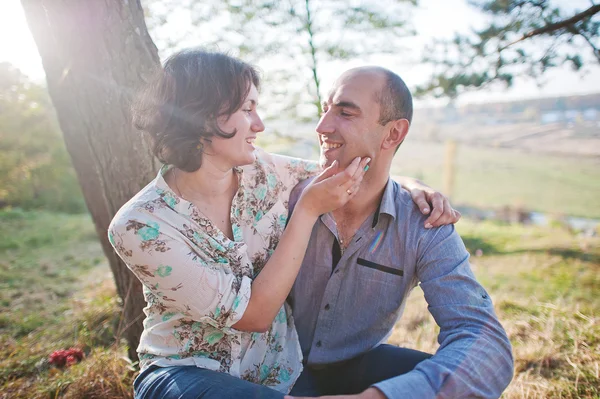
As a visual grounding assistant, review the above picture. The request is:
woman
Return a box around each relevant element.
[109,49,457,398]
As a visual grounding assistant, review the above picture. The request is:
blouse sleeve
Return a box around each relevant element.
[108,216,252,334]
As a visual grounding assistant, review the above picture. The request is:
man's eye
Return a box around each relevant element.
[340,111,352,117]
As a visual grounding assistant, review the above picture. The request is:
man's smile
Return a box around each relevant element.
[321,142,343,150]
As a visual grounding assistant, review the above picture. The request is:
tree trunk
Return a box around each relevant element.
[21,0,161,361]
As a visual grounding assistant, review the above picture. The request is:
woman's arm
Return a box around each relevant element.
[233,157,370,332]
[395,176,461,228]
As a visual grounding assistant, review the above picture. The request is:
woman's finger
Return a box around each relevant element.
[339,157,370,192]
[313,160,339,183]
[353,157,371,178]
[345,176,364,197]
[323,157,362,188]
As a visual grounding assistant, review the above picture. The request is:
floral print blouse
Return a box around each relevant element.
[108,148,318,393]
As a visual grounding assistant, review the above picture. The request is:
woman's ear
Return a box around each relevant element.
[381,119,410,150]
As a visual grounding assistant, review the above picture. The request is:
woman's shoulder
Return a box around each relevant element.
[109,177,164,234]
[248,147,319,185]
[253,147,317,167]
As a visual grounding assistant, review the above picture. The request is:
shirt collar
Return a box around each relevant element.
[321,178,397,230]
[154,164,244,216]
[154,164,183,211]
[371,178,397,228]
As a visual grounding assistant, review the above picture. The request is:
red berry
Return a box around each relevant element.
[66,355,78,366]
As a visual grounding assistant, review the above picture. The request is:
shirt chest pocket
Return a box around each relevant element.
[356,257,403,287]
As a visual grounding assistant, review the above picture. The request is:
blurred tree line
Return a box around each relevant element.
[0,62,85,213]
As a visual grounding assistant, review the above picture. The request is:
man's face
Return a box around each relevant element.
[317,70,386,169]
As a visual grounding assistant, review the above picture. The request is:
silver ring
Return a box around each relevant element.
[346,189,353,195]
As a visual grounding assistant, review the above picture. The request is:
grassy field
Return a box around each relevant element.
[0,209,598,398]
[392,140,600,220]
[0,210,132,398]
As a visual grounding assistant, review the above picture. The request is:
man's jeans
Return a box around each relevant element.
[134,365,285,399]
[290,344,432,396]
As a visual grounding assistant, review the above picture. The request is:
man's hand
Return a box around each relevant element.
[285,387,386,399]
[411,188,461,229]
[395,176,461,228]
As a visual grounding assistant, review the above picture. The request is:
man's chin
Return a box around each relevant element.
[319,156,331,169]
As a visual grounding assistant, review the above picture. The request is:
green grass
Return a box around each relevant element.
[0,209,105,339]
[0,210,598,398]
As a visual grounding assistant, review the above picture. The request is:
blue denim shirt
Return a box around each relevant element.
[289,178,514,399]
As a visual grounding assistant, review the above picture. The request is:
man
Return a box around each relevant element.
[286,67,514,399]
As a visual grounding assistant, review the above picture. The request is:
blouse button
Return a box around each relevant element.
[316,341,322,348]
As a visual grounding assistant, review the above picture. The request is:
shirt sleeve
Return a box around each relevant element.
[373,225,514,399]
[108,215,252,334]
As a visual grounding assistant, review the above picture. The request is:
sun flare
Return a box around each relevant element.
[0,1,44,79]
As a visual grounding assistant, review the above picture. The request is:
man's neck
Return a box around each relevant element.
[332,167,389,228]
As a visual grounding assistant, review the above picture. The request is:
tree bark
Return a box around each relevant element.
[21,0,161,360]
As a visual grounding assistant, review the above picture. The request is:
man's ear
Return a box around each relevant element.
[381,119,410,150]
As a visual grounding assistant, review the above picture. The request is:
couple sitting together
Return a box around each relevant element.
[109,48,514,399]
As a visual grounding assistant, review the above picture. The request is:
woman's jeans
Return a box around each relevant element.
[133,345,431,398]
[134,365,285,399]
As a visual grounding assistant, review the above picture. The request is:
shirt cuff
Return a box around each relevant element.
[372,371,436,399]
[223,275,253,333]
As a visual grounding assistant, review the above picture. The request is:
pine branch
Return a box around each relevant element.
[577,29,600,61]
[501,4,600,50]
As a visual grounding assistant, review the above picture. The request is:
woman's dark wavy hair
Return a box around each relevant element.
[132,49,260,172]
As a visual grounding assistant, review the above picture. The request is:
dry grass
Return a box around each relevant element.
[389,221,600,398]
[0,273,133,399]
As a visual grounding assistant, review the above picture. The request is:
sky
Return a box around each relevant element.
[1,0,599,107]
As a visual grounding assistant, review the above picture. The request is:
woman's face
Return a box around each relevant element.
[206,84,264,169]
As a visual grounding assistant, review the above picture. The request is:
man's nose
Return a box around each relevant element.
[315,112,334,135]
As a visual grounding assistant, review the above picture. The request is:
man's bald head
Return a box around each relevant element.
[338,66,413,127]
